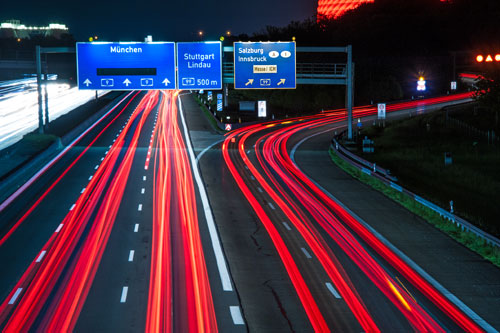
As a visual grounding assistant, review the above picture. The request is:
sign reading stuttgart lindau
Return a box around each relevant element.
[177,42,222,90]
[234,42,296,89]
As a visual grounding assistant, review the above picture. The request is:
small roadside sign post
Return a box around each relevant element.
[451,81,457,90]
[217,94,223,111]
[258,100,267,117]
[377,103,386,127]
[225,123,232,131]
[207,91,213,101]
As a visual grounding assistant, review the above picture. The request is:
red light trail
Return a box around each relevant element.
[223,92,483,331]
[146,91,217,332]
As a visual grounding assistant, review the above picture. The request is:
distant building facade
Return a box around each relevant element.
[0,20,68,39]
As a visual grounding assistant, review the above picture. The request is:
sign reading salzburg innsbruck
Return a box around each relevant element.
[176,42,222,90]
[76,42,176,90]
[234,42,296,89]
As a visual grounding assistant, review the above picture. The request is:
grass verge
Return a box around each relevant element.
[193,95,226,135]
[329,148,500,268]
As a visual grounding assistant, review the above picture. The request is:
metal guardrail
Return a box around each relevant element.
[332,138,500,248]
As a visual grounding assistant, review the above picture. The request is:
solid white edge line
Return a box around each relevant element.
[120,286,128,303]
[35,250,46,262]
[196,138,225,162]
[178,95,233,292]
[128,250,135,262]
[8,288,23,304]
[301,247,312,259]
[0,92,133,213]
[290,124,497,333]
[134,223,139,232]
[229,305,245,325]
[326,282,342,299]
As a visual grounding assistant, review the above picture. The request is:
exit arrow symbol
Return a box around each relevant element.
[162,78,171,86]
[277,79,286,86]
[245,79,254,86]
[83,79,92,87]
[123,78,131,87]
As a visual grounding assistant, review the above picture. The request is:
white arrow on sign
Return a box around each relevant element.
[162,78,171,86]
[123,78,131,87]
[83,79,92,87]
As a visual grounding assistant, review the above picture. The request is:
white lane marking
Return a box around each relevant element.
[116,134,119,137]
[268,202,276,210]
[178,95,233,292]
[109,145,112,149]
[250,175,255,180]
[94,165,99,170]
[120,287,128,303]
[257,187,263,193]
[326,282,342,299]
[301,247,312,259]
[55,224,64,233]
[36,250,46,262]
[81,188,86,194]
[105,150,109,155]
[141,188,145,194]
[247,150,250,154]
[283,222,292,231]
[138,204,142,211]
[101,157,104,161]
[244,165,248,170]
[143,176,147,181]
[229,306,245,325]
[0,92,133,214]
[134,224,139,232]
[69,204,76,211]
[128,250,135,262]
[8,288,23,305]
[88,175,93,181]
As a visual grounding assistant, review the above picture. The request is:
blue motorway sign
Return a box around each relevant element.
[234,42,296,89]
[217,93,223,111]
[177,42,222,90]
[77,42,176,90]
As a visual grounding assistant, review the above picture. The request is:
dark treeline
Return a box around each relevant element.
[228,0,500,107]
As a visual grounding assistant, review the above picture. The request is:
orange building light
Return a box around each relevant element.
[476,55,484,62]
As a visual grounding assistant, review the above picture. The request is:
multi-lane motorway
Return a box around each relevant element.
[0,90,499,332]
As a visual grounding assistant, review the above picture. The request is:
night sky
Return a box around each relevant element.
[1,0,317,41]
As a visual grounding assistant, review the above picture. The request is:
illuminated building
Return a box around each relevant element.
[317,0,374,19]
[0,20,68,39]
[318,0,451,20]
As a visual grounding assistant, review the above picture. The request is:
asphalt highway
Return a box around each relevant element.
[0,91,244,332]
[0,89,498,332]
